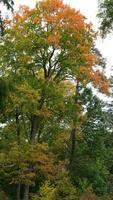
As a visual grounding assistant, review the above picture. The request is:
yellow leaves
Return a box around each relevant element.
[25,143,49,163]
[8,143,22,162]
[0,152,7,163]
[59,80,75,97]
[10,94,22,108]
[32,16,39,24]
[36,181,56,200]
[52,132,69,159]
[9,82,41,113]
[76,131,84,141]
[41,108,53,118]
[1,142,54,185]
[17,82,41,104]
[19,55,32,64]
[36,68,44,80]
[34,107,53,119]
[12,172,36,185]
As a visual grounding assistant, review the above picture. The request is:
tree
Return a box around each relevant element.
[0,0,14,10]
[0,0,109,199]
[98,0,113,37]
[0,0,14,36]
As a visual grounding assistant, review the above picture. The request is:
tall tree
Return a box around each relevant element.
[0,0,109,199]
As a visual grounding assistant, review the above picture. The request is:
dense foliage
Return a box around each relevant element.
[0,0,113,199]
[98,0,113,36]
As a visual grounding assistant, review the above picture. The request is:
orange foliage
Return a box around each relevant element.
[7,0,109,94]
[80,66,109,94]
[80,191,100,200]
[47,34,61,44]
[13,13,22,22]
[91,70,109,94]
[13,5,34,23]
[39,0,64,12]
[4,19,11,25]
[32,16,39,24]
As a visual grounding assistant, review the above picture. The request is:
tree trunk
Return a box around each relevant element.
[30,98,44,142]
[23,185,29,200]
[15,112,21,199]
[16,184,21,200]
[69,81,79,169]
[69,128,76,168]
[30,115,38,142]
[15,111,21,145]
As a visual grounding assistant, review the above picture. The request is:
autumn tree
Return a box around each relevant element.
[0,0,109,199]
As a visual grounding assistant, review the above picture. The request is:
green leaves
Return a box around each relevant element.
[98,0,113,37]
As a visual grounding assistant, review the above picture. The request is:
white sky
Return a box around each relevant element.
[1,0,113,76]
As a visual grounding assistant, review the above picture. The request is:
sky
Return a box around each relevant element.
[1,0,113,76]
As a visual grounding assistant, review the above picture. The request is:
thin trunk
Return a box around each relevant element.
[37,128,42,142]
[30,97,44,142]
[15,113,21,199]
[69,128,76,168]
[0,15,4,37]
[15,111,21,145]
[30,115,38,142]
[22,114,29,141]
[28,97,45,198]
[16,184,21,200]
[23,185,29,200]
[69,81,79,168]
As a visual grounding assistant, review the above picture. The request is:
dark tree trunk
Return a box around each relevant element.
[15,113,21,199]
[28,97,45,198]
[16,184,21,200]
[30,115,38,142]
[69,81,79,169]
[69,128,76,168]
[30,97,44,142]
[23,185,29,200]
[15,111,21,145]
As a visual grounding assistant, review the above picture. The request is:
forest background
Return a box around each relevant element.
[0,0,113,200]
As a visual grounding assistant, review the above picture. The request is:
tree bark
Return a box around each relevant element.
[69,128,76,168]
[30,115,38,142]
[15,112,21,199]
[16,184,21,200]
[15,111,21,145]
[69,81,79,169]
[30,97,44,142]
[23,185,29,200]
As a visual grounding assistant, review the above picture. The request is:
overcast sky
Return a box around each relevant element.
[1,0,113,76]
